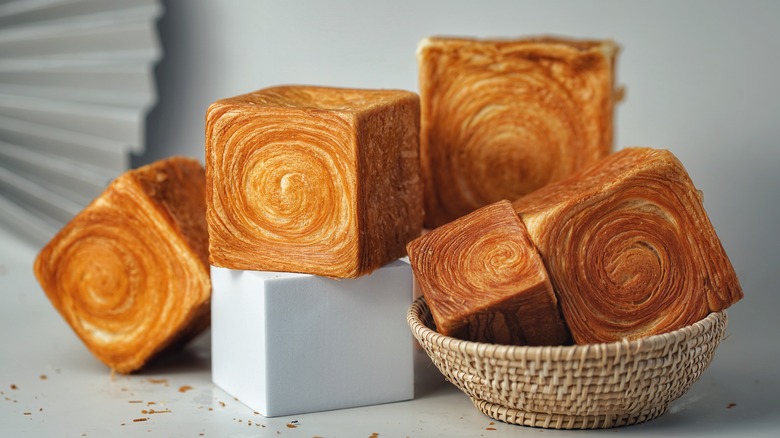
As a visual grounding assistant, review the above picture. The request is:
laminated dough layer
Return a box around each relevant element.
[34,157,211,373]
[206,85,423,278]
[513,147,743,344]
[418,36,618,228]
[407,200,569,346]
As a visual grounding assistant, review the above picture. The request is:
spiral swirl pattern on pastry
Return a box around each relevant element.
[209,108,357,267]
[513,148,743,344]
[34,158,211,373]
[418,36,618,228]
[407,200,569,346]
[206,86,423,278]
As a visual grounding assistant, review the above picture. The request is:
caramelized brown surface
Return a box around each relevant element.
[418,36,618,228]
[206,85,422,278]
[407,200,569,346]
[33,157,211,373]
[513,148,743,344]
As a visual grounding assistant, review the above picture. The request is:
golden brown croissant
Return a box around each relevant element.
[34,157,211,373]
[206,85,423,278]
[418,36,618,228]
[407,200,569,346]
[513,147,743,344]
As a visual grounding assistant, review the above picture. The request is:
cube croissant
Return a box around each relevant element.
[418,36,619,228]
[206,85,423,278]
[406,200,569,346]
[34,157,211,374]
[513,147,743,344]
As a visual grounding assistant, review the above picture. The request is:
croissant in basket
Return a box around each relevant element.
[407,200,569,346]
[34,157,211,373]
[513,147,743,344]
[418,36,619,228]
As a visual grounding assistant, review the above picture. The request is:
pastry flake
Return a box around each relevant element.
[206,85,423,278]
[418,36,618,228]
[33,157,211,373]
[407,200,570,346]
[513,147,743,344]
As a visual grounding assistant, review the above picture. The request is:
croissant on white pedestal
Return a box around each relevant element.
[206,85,423,278]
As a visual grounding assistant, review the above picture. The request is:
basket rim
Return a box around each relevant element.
[407,296,727,361]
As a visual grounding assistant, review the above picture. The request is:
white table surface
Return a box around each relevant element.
[1,224,777,437]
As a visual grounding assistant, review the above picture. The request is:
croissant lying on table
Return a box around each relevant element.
[408,147,742,345]
[34,157,211,373]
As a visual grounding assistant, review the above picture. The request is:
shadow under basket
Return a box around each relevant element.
[407,297,727,429]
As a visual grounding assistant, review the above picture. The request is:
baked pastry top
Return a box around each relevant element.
[418,36,618,228]
[407,200,569,346]
[513,147,743,344]
[206,85,423,278]
[34,157,211,373]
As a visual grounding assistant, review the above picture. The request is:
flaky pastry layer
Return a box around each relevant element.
[34,157,211,373]
[407,200,569,346]
[206,85,423,277]
[513,148,743,344]
[418,36,618,228]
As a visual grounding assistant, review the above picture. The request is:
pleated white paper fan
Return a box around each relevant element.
[0,0,163,246]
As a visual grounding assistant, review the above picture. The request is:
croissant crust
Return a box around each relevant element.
[513,147,743,344]
[34,157,211,373]
[206,85,423,278]
[407,200,569,346]
[418,36,618,228]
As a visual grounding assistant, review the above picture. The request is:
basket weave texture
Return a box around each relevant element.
[408,297,727,429]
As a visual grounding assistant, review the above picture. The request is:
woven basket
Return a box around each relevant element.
[408,297,727,429]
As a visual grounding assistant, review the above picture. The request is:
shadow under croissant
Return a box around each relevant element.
[133,329,212,376]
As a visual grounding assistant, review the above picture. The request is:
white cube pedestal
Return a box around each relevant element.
[211,260,414,417]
